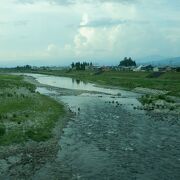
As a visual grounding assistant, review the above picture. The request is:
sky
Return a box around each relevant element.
[0,0,180,66]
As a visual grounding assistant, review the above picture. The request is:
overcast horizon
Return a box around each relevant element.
[0,0,180,67]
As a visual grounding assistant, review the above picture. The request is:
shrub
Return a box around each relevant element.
[0,124,6,136]
[140,95,153,105]
[13,114,17,118]
[166,97,175,103]
[25,114,29,118]
[169,106,175,111]
[158,94,166,100]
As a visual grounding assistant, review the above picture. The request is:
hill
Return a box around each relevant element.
[137,56,180,67]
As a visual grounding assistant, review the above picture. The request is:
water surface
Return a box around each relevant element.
[26,73,137,96]
[29,74,180,180]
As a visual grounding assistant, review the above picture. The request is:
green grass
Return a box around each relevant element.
[140,94,175,105]
[0,74,35,92]
[0,74,65,145]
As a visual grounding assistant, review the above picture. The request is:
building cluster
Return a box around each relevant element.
[70,63,179,73]
[116,65,179,72]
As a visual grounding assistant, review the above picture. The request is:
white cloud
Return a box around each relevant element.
[0,0,180,65]
[80,14,89,26]
[47,44,59,54]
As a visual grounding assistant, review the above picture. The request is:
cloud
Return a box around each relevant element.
[0,20,28,26]
[0,0,180,66]
[70,8,180,60]
[15,0,35,4]
[15,0,137,6]
[79,18,148,28]
[45,43,74,59]
[52,0,137,5]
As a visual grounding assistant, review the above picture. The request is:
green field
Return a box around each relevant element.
[0,74,65,145]
[25,69,180,97]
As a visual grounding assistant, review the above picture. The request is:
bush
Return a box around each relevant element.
[140,95,153,105]
[169,106,175,111]
[166,97,175,103]
[158,94,166,100]
[13,114,17,118]
[25,114,29,118]
[0,124,6,136]
[157,94,175,103]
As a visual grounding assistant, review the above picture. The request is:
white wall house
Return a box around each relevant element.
[153,67,159,72]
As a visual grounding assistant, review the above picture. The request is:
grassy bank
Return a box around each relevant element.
[17,69,180,97]
[0,74,65,145]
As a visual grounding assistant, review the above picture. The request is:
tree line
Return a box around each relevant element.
[16,65,32,70]
[119,57,136,67]
[71,62,93,70]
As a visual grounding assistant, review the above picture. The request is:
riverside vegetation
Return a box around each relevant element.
[11,69,180,97]
[17,69,179,112]
[0,74,65,145]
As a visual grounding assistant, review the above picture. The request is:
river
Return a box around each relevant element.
[27,74,180,180]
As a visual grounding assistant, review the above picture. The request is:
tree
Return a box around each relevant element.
[71,61,93,70]
[81,62,86,70]
[25,65,32,69]
[71,62,75,69]
[119,57,136,67]
[75,62,81,70]
[176,67,180,72]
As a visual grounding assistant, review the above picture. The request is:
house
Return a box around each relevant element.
[153,67,159,72]
[133,65,143,72]
[118,66,136,71]
[165,66,172,71]
[133,65,154,72]
[31,66,39,70]
[141,65,153,71]
[159,66,172,72]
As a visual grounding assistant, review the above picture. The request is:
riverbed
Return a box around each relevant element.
[22,73,180,180]
[1,73,178,179]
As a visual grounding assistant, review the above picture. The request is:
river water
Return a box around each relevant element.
[27,74,180,180]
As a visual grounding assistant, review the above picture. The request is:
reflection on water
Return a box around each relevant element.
[74,78,80,85]
[72,78,75,84]
[72,78,81,85]
[24,73,137,96]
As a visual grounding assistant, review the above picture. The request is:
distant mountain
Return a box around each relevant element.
[156,57,180,66]
[136,56,180,67]
[136,55,166,63]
